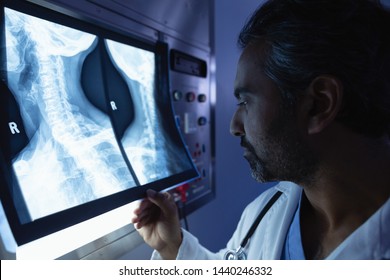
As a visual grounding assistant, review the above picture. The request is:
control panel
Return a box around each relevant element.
[167,39,215,215]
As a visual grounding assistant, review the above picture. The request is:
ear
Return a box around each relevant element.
[303,75,343,135]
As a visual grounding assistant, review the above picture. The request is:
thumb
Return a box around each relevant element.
[146,189,175,216]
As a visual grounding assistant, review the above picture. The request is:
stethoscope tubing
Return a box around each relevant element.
[224,190,283,260]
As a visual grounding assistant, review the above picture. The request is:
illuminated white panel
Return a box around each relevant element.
[16,200,141,259]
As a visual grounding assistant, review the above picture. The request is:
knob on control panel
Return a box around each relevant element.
[186,91,196,102]
[173,90,183,101]
[198,94,207,103]
[198,116,207,126]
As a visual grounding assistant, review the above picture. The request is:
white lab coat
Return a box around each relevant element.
[152,181,390,260]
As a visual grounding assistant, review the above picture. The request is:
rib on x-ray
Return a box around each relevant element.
[4,8,192,222]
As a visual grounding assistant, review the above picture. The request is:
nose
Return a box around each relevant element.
[230,110,245,137]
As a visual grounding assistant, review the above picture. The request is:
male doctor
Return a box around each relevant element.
[132,0,390,259]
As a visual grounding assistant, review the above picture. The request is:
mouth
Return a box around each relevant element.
[240,144,253,160]
[240,137,252,152]
[240,137,258,161]
[242,148,254,162]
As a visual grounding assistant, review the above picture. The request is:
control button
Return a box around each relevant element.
[176,183,190,203]
[198,116,207,126]
[198,94,207,102]
[173,90,183,101]
[186,91,196,102]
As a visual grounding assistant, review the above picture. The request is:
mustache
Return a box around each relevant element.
[240,136,254,151]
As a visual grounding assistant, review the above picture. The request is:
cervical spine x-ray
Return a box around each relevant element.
[2,8,194,222]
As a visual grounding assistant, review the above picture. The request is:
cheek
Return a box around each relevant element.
[244,109,269,139]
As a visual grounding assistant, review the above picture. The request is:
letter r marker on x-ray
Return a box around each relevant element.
[8,122,20,134]
[110,101,118,111]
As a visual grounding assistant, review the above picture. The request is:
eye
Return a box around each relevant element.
[237,100,248,106]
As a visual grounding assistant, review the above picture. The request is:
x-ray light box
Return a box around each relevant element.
[0,0,198,247]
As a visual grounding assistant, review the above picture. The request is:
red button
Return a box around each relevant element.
[186,92,196,102]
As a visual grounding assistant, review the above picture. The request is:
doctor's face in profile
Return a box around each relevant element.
[230,43,318,184]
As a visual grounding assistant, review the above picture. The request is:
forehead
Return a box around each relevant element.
[235,43,280,97]
[240,42,264,66]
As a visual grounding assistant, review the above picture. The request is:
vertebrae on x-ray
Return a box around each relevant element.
[105,39,172,184]
[4,8,170,220]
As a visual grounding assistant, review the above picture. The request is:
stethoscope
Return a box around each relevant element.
[224,191,283,260]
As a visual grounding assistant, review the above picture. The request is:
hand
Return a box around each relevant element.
[132,189,182,259]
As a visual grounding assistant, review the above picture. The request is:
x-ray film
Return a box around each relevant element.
[0,5,196,234]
